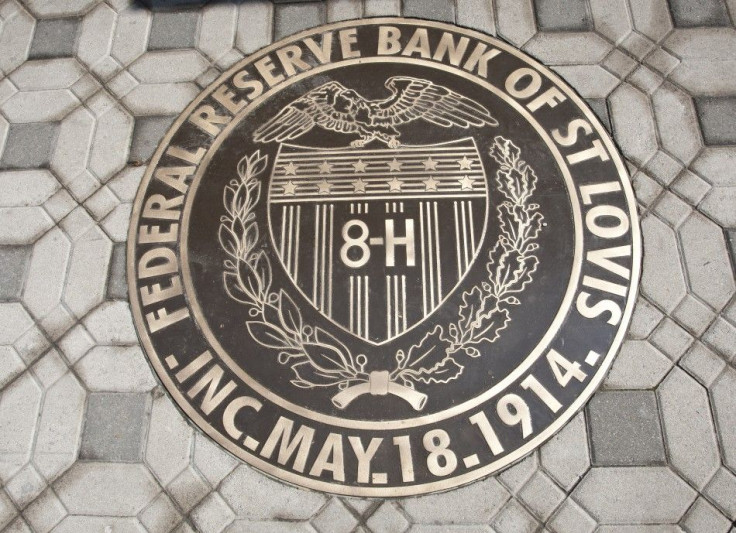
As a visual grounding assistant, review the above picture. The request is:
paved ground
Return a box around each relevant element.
[0,0,735,531]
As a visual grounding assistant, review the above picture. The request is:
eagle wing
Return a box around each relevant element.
[253,81,361,143]
[371,76,498,129]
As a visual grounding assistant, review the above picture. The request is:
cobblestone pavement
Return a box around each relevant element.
[0,0,735,531]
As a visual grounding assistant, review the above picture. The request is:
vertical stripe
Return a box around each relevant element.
[349,275,354,333]
[364,275,369,339]
[350,203,354,214]
[327,205,334,317]
[386,276,393,339]
[356,276,362,336]
[293,205,301,281]
[401,275,407,332]
[419,202,428,316]
[280,205,287,258]
[385,202,389,214]
[285,205,294,275]
[433,202,442,302]
[460,200,470,269]
[364,203,368,213]
[312,205,320,304]
[400,202,404,213]
[425,201,435,308]
[453,201,462,282]
[467,200,476,256]
[393,274,399,336]
[320,204,327,311]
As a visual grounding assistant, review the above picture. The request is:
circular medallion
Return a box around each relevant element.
[128,18,641,497]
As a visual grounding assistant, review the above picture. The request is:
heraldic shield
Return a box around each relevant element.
[268,138,489,345]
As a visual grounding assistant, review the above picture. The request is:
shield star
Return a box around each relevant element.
[423,176,439,191]
[459,175,475,190]
[283,162,298,175]
[353,178,367,193]
[388,177,402,192]
[423,157,438,170]
[458,156,473,170]
[319,161,332,174]
[353,159,367,172]
[317,179,331,194]
[388,158,402,172]
[283,181,297,195]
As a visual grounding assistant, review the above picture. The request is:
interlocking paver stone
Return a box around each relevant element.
[681,496,732,533]
[148,11,200,51]
[191,493,235,533]
[0,123,59,170]
[402,477,509,524]
[28,19,80,60]
[145,394,192,485]
[80,392,148,462]
[573,467,696,524]
[220,466,325,520]
[55,462,159,516]
[658,368,720,489]
[603,339,672,389]
[365,502,409,533]
[540,412,590,490]
[129,115,177,163]
[139,493,182,533]
[588,390,666,466]
[695,96,736,146]
[0,246,31,301]
[22,488,66,533]
[491,499,539,533]
[669,0,732,28]
[274,2,325,40]
[641,215,687,312]
[533,0,592,30]
[312,498,358,533]
[704,467,736,520]
[403,0,454,22]
[548,498,596,533]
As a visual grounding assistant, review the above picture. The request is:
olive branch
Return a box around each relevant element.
[219,137,543,410]
[388,136,544,388]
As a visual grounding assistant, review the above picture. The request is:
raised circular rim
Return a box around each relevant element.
[127,17,642,497]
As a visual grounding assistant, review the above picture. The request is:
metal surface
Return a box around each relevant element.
[127,18,641,497]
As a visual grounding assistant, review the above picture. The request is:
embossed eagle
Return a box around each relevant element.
[253,76,498,148]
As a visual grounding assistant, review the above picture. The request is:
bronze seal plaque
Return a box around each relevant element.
[129,18,641,496]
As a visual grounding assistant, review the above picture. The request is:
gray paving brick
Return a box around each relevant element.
[402,477,509,524]
[105,242,127,300]
[129,115,177,164]
[704,467,736,520]
[274,2,326,41]
[29,18,80,60]
[703,316,736,361]
[0,123,60,170]
[518,471,565,521]
[312,498,358,533]
[681,496,732,533]
[649,317,694,361]
[586,99,611,132]
[491,499,539,533]
[56,462,159,516]
[659,368,720,489]
[669,0,731,28]
[457,0,496,34]
[366,502,409,533]
[573,467,696,524]
[148,11,201,50]
[603,339,672,389]
[0,246,31,301]
[79,392,149,462]
[695,96,736,145]
[532,0,592,30]
[548,498,596,533]
[588,390,666,466]
[404,0,455,22]
[679,212,735,312]
[540,412,590,490]
[681,342,727,386]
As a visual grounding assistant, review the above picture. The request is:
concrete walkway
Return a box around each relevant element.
[0,0,735,531]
